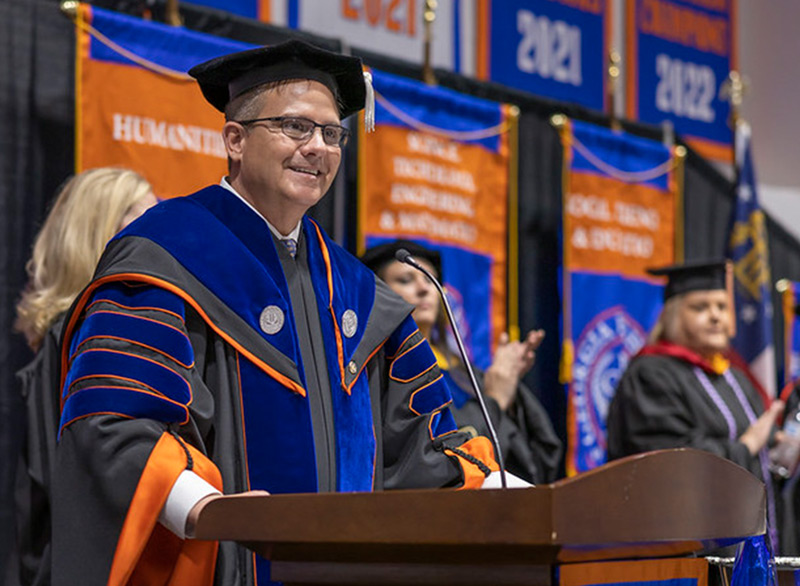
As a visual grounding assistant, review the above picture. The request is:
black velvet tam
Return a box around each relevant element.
[188,39,366,118]
[360,240,443,278]
[646,259,728,300]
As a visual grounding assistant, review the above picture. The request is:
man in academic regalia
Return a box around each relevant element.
[607,259,786,552]
[51,40,497,586]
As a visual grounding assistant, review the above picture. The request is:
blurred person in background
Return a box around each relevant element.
[606,259,791,552]
[10,167,156,586]
[361,239,562,484]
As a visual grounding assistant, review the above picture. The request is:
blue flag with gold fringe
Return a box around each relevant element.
[728,122,776,397]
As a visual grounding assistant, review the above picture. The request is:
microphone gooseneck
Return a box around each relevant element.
[395,249,508,489]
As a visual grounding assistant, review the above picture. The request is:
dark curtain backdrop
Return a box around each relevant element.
[4,0,800,579]
[1,1,76,581]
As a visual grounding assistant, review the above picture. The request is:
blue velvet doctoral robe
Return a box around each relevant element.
[52,186,495,586]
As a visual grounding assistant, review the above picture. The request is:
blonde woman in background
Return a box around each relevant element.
[10,167,156,586]
[15,168,156,350]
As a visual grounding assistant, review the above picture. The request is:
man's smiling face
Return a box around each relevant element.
[232,79,342,225]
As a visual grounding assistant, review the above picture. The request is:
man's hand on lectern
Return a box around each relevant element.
[185,490,270,538]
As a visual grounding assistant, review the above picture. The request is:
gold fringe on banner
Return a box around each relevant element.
[560,339,575,385]
[506,105,520,342]
[778,279,795,389]
[551,114,575,385]
[672,145,687,263]
[71,1,85,174]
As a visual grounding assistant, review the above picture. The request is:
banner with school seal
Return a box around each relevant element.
[358,69,515,369]
[74,4,251,198]
[557,117,682,475]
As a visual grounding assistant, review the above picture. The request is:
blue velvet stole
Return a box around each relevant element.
[64,185,380,494]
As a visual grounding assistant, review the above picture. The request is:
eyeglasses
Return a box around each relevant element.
[235,116,350,147]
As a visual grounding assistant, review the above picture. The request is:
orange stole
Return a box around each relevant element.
[108,432,223,586]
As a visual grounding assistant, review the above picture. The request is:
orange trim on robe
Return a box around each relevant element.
[108,432,223,586]
[309,220,349,394]
[445,436,500,490]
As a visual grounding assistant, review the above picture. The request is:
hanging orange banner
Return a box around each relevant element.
[75,4,252,198]
[358,69,514,365]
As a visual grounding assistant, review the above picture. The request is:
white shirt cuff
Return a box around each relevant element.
[480,470,533,489]
[158,470,221,539]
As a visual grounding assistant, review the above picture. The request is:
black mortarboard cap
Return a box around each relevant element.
[360,240,442,278]
[647,259,729,300]
[188,39,367,118]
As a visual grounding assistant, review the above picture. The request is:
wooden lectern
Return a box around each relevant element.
[194,449,766,585]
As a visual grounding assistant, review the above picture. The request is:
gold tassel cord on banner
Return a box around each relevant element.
[551,113,680,184]
[374,91,510,141]
[61,1,193,82]
[569,131,680,184]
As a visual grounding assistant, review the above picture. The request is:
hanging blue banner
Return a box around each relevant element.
[558,119,680,474]
[478,0,609,112]
[176,0,262,19]
[626,0,736,161]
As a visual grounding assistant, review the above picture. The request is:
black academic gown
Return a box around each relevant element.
[51,186,495,586]
[445,366,562,483]
[8,318,64,586]
[607,347,783,551]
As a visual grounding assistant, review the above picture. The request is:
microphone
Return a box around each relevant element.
[395,248,508,489]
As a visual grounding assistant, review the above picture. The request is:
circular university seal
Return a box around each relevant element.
[342,309,358,338]
[259,305,284,335]
[571,306,646,469]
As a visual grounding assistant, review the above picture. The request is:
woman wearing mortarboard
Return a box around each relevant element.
[361,240,562,485]
[607,259,791,552]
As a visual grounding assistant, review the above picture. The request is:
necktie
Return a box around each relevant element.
[282,238,297,258]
